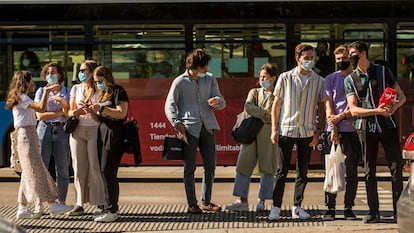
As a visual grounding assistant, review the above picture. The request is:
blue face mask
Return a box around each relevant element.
[96,81,107,91]
[78,72,88,83]
[196,72,207,78]
[46,74,58,84]
[301,60,314,71]
[260,80,271,89]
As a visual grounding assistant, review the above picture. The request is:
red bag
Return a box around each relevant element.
[379,87,397,106]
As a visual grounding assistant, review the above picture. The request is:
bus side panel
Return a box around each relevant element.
[0,102,13,167]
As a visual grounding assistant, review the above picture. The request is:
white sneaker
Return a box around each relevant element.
[49,202,73,216]
[268,206,280,220]
[16,206,33,219]
[292,206,310,219]
[256,200,265,212]
[225,201,249,211]
[94,212,118,222]
[33,205,44,219]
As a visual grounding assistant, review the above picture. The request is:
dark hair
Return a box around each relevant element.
[349,40,369,59]
[19,51,40,70]
[186,48,211,70]
[41,61,66,83]
[260,63,278,77]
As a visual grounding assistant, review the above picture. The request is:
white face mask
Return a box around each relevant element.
[196,72,207,78]
[22,59,30,67]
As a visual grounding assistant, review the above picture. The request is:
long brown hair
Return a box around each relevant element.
[82,60,99,102]
[94,66,116,102]
[5,71,32,109]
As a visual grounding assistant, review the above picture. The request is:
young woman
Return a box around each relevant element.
[5,71,73,219]
[67,60,106,217]
[89,66,128,222]
[226,63,278,212]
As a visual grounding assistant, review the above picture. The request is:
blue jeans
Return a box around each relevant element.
[37,121,70,202]
[183,125,217,206]
[233,171,274,200]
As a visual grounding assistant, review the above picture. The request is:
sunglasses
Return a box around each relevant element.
[79,69,87,73]
[94,80,104,84]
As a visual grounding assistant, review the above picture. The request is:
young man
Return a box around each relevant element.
[269,43,325,220]
[322,45,362,221]
[344,41,406,223]
[164,48,226,214]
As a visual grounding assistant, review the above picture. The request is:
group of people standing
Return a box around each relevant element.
[5,60,129,222]
[165,43,405,225]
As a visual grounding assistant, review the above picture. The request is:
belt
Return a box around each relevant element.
[44,121,63,126]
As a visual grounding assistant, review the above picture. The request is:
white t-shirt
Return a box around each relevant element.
[70,83,100,126]
[12,93,36,128]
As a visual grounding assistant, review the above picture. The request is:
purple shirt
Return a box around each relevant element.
[324,71,355,132]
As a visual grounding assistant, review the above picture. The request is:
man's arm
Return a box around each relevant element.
[390,83,406,114]
[347,94,390,118]
[270,95,282,144]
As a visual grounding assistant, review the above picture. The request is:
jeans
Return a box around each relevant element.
[365,128,403,214]
[323,132,361,209]
[233,171,274,200]
[183,125,217,206]
[37,121,70,202]
[272,136,312,208]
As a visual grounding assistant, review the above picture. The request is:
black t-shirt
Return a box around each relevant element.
[100,84,129,122]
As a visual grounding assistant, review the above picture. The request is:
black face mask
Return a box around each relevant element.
[337,61,351,71]
[349,54,360,68]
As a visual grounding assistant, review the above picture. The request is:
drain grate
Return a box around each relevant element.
[0,205,323,232]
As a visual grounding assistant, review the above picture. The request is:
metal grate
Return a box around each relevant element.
[0,205,323,232]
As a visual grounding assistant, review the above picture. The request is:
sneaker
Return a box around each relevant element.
[256,200,265,212]
[188,205,203,214]
[32,205,44,219]
[292,206,310,219]
[226,201,249,212]
[344,208,357,220]
[268,206,280,221]
[68,205,84,216]
[200,202,222,212]
[363,212,380,223]
[322,209,335,221]
[16,206,33,219]
[94,212,118,222]
[49,202,73,216]
[94,205,105,217]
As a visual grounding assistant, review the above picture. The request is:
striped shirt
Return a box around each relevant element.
[274,67,324,138]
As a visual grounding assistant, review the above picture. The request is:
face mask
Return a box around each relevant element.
[78,72,88,83]
[301,60,314,71]
[96,81,107,91]
[349,54,360,68]
[337,61,351,71]
[22,59,30,67]
[260,80,272,89]
[46,74,58,85]
[196,72,207,78]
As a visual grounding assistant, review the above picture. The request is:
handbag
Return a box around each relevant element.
[323,144,346,194]
[231,112,263,144]
[10,130,22,173]
[162,137,185,160]
[123,116,142,165]
[63,116,79,134]
[231,88,263,144]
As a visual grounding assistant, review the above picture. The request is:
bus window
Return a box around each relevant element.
[193,23,286,78]
[92,24,185,80]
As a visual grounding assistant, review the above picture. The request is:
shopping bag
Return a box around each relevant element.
[323,144,345,194]
[162,137,185,160]
[231,111,263,144]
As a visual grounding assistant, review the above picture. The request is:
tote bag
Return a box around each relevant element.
[162,137,185,160]
[323,144,346,194]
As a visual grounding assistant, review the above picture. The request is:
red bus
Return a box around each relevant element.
[1,1,414,167]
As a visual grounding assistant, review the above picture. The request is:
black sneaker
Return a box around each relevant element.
[363,212,380,223]
[188,205,203,214]
[344,209,357,220]
[68,205,84,216]
[322,209,335,221]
